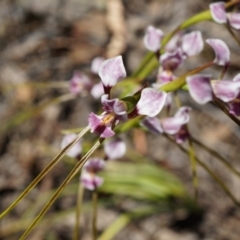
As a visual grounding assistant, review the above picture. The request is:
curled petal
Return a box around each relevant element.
[104,138,126,159]
[91,57,105,74]
[141,117,163,134]
[186,74,213,104]
[90,82,104,99]
[81,171,104,190]
[98,55,126,89]
[209,2,227,24]
[136,88,167,117]
[143,26,164,52]
[61,134,82,158]
[160,49,183,71]
[206,38,230,66]
[227,13,240,30]
[181,31,204,57]
[69,71,92,94]
[212,80,240,102]
[84,158,105,172]
[161,106,191,135]
[88,112,115,138]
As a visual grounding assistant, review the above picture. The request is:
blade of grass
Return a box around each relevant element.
[0,126,90,219]
[19,138,104,240]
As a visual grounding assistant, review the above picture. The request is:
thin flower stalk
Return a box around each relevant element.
[0,126,90,219]
[19,138,104,240]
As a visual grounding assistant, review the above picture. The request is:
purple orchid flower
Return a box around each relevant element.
[61,134,82,158]
[88,56,167,138]
[104,137,126,159]
[143,26,164,52]
[69,71,92,95]
[141,106,191,143]
[81,158,105,191]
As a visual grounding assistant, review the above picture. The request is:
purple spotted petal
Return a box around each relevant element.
[90,82,104,99]
[81,171,104,191]
[84,158,105,172]
[98,55,126,89]
[104,138,126,159]
[69,71,92,94]
[227,13,240,30]
[186,74,213,104]
[212,80,240,102]
[91,57,105,74]
[88,112,115,138]
[61,134,82,158]
[210,2,227,24]
[206,39,230,66]
[161,106,191,135]
[181,31,204,57]
[141,117,163,134]
[160,49,183,71]
[136,88,167,117]
[143,26,164,52]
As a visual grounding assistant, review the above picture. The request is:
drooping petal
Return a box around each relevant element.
[212,80,240,102]
[209,2,227,24]
[98,55,126,89]
[90,82,104,99]
[227,13,240,30]
[143,26,164,52]
[141,117,163,134]
[186,74,213,104]
[88,112,115,138]
[84,158,105,172]
[206,39,230,66]
[104,138,126,159]
[161,106,191,135]
[181,31,204,57]
[81,171,104,190]
[91,57,105,74]
[136,88,167,117]
[69,71,92,94]
[61,134,82,158]
[160,49,183,71]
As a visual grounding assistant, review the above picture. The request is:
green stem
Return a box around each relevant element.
[164,134,240,207]
[0,126,90,220]
[19,138,103,240]
[73,183,84,240]
[191,136,240,179]
[92,190,98,240]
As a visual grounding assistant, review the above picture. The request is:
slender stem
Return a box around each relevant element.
[0,126,90,219]
[92,190,98,240]
[191,136,240,178]
[164,134,240,207]
[188,138,198,200]
[73,183,84,240]
[19,138,104,240]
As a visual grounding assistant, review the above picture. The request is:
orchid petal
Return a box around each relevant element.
[69,71,91,94]
[90,82,104,99]
[186,74,213,104]
[212,80,240,102]
[141,117,163,134]
[160,49,183,71]
[181,31,204,57]
[84,158,105,172]
[98,55,126,89]
[61,134,82,158]
[91,57,105,74]
[104,138,126,159]
[233,73,240,82]
[209,2,227,24]
[206,38,230,66]
[227,13,240,30]
[143,26,164,52]
[161,106,191,135]
[136,88,167,117]
[175,126,190,144]
[81,171,104,190]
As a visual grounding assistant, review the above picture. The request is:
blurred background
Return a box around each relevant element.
[1,0,240,239]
